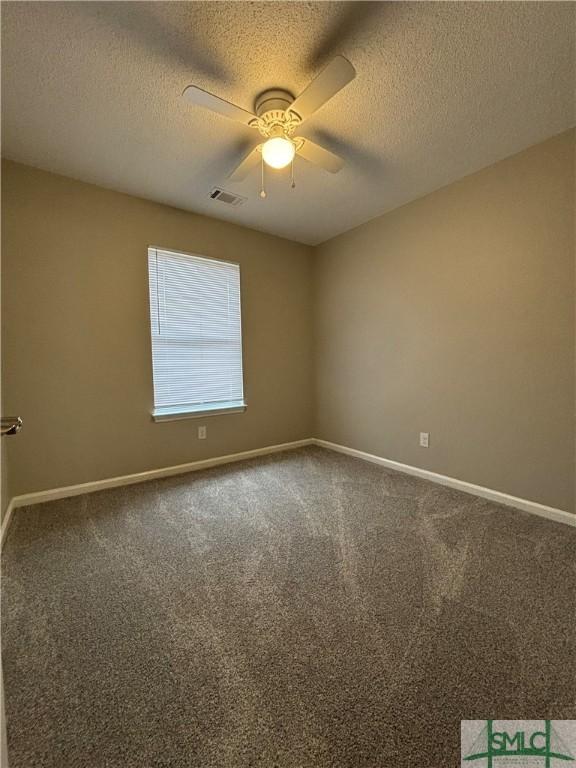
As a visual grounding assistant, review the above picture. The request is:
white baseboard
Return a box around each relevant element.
[1,439,314,544]
[313,439,575,527]
[3,436,573,542]
[0,498,16,548]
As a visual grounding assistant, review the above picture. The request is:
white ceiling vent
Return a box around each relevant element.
[209,187,246,206]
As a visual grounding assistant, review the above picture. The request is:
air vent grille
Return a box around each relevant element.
[209,188,246,206]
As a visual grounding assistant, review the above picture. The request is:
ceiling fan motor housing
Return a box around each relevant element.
[253,89,301,139]
[254,89,294,117]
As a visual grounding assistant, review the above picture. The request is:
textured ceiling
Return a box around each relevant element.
[2,2,575,245]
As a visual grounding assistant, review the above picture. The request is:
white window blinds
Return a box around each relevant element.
[148,247,245,419]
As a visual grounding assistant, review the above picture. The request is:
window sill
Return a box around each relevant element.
[152,402,247,422]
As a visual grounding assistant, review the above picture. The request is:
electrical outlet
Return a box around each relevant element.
[198,426,207,440]
[419,432,429,448]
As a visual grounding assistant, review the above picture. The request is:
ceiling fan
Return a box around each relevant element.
[183,56,356,196]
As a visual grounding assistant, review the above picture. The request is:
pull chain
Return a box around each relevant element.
[259,154,266,199]
[291,157,295,189]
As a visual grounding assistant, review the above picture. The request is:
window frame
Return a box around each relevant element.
[147,246,247,422]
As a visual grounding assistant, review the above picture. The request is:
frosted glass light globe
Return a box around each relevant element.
[262,137,295,169]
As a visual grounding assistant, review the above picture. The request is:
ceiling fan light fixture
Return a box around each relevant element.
[183,55,356,189]
[261,136,295,169]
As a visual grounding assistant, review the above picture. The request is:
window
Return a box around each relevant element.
[147,247,245,421]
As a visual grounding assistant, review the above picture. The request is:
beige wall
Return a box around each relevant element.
[314,130,575,512]
[0,368,7,525]
[0,421,8,523]
[1,160,314,497]
[1,232,10,522]
[2,131,575,512]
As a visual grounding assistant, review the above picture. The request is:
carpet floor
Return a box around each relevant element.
[2,446,575,767]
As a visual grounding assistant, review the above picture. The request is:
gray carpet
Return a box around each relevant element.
[2,446,575,767]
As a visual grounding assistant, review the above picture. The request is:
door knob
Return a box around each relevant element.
[1,417,22,436]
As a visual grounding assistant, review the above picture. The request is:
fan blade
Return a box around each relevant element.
[182,85,256,126]
[296,138,344,173]
[289,56,355,122]
[228,145,261,182]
